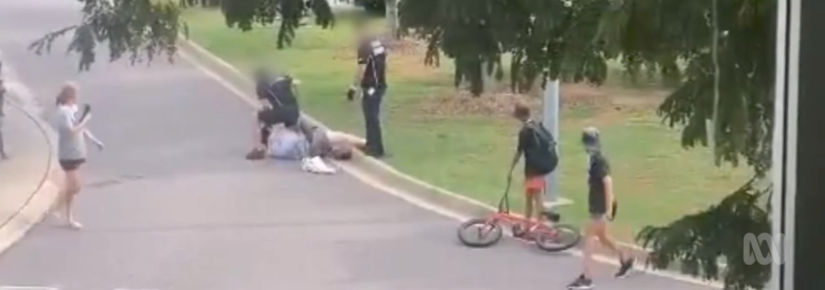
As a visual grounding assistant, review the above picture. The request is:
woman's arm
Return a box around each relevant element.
[59,108,89,133]
[83,129,105,149]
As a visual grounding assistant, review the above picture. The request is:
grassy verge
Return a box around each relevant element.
[181,9,750,242]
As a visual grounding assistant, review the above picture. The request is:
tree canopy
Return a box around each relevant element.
[33,0,776,289]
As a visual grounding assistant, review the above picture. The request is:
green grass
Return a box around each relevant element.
[181,9,750,242]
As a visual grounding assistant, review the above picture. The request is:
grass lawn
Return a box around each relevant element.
[181,9,751,243]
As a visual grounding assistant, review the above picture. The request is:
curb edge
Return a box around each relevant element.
[0,103,60,256]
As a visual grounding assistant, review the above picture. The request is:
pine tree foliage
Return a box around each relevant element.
[399,0,613,95]
[600,0,775,289]
[30,0,334,71]
[30,0,183,71]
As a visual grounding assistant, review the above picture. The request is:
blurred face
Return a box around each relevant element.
[57,85,79,106]
[581,137,599,154]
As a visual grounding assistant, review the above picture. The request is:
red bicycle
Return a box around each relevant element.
[456,179,582,252]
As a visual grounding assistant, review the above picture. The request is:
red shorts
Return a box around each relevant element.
[524,175,546,195]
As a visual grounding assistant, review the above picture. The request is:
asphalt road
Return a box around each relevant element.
[0,0,721,289]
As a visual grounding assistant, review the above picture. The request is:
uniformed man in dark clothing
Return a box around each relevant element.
[567,127,634,290]
[347,21,388,158]
[246,69,302,160]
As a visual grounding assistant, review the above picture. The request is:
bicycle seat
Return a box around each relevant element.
[542,211,561,222]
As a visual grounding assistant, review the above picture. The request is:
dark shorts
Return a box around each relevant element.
[589,201,618,221]
[59,159,86,171]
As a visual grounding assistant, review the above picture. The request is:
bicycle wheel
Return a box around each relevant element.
[457,218,503,248]
[534,224,581,252]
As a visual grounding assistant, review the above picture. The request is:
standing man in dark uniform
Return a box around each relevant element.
[347,20,388,158]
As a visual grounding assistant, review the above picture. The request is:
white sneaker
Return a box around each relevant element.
[68,219,83,230]
[307,157,336,174]
[300,158,312,172]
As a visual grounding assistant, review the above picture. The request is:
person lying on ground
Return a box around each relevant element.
[296,117,366,161]
[246,68,301,160]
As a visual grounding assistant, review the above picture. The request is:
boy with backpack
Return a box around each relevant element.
[508,103,559,234]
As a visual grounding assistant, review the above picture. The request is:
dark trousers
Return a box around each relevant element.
[361,87,386,156]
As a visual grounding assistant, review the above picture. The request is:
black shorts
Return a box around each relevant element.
[59,159,86,171]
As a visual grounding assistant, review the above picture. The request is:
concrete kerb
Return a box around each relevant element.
[0,102,61,256]
[176,38,719,279]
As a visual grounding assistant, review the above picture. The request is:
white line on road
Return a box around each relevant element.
[0,286,59,290]
[177,43,725,289]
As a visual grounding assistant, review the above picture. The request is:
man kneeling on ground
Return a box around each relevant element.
[246,68,301,160]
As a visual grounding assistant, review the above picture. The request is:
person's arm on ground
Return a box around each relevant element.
[327,130,366,148]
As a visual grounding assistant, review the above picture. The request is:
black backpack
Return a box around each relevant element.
[526,121,559,174]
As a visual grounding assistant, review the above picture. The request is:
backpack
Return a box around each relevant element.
[526,121,559,174]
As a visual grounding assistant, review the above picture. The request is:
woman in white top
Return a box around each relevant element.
[51,83,103,230]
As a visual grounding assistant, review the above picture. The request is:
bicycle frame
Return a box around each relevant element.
[485,177,561,232]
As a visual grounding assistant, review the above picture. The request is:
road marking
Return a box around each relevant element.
[179,43,723,289]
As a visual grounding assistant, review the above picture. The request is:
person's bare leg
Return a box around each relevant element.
[532,189,546,225]
[523,191,534,229]
[50,176,69,221]
[582,219,600,278]
[64,170,82,229]
[595,226,623,258]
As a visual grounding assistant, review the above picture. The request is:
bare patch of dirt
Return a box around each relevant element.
[414,82,670,124]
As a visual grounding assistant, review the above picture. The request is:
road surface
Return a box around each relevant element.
[0,0,720,289]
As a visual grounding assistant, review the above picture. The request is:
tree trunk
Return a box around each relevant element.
[385,0,399,39]
[481,61,497,95]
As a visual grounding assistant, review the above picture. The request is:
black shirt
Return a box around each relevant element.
[517,122,548,176]
[357,37,388,89]
[587,152,611,214]
[257,77,299,110]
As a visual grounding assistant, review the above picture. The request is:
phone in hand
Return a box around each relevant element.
[78,104,91,123]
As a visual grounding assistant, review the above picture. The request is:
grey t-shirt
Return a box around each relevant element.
[54,106,87,160]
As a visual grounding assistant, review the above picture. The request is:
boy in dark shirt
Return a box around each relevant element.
[508,104,557,233]
[567,127,634,290]
[246,68,301,160]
